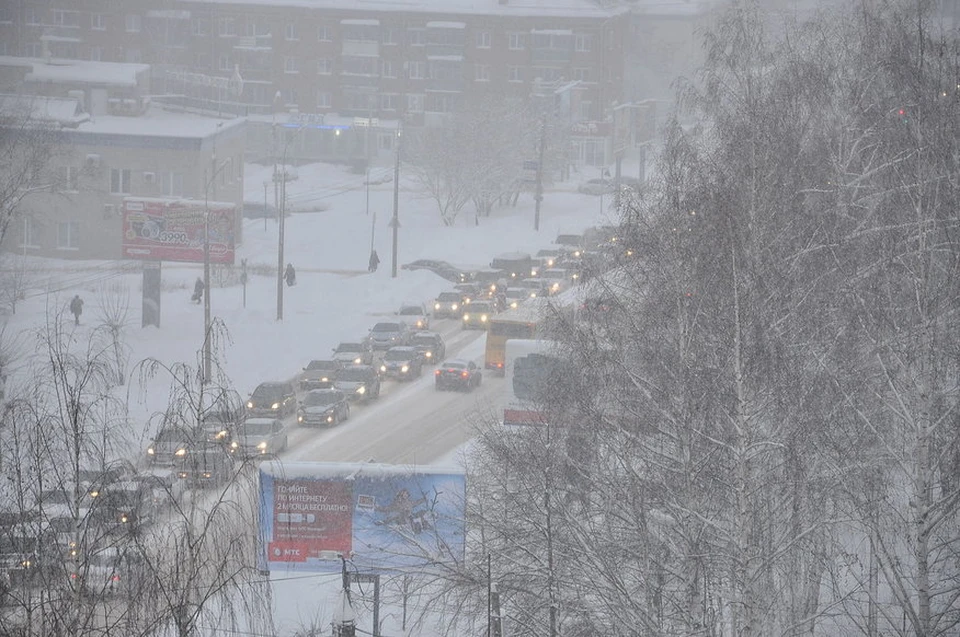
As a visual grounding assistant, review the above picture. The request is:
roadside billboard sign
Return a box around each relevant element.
[122,197,236,264]
[258,462,466,574]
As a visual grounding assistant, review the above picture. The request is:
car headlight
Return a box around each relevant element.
[120,514,129,524]
[425,351,432,358]
[510,301,518,309]
[354,357,362,364]
[401,365,409,373]
[434,303,441,310]
[216,430,227,439]
[327,415,334,423]
[175,448,186,456]
[271,402,280,409]
[321,376,329,382]
[297,414,304,423]
[246,401,254,409]
[89,490,99,498]
[481,315,488,322]
[257,441,267,450]
[147,447,155,455]
[356,386,366,395]
[531,269,538,277]
[451,303,458,310]
[530,291,538,298]
[463,313,470,321]
[380,365,387,373]
[231,441,238,449]
[547,258,554,267]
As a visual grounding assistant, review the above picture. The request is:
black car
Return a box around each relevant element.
[297,389,351,426]
[246,381,298,418]
[334,365,382,401]
[299,360,344,391]
[332,341,375,366]
[175,445,235,488]
[435,359,483,391]
[409,331,446,365]
[380,346,424,380]
[433,291,467,319]
[91,481,155,532]
[490,252,538,280]
[146,426,201,466]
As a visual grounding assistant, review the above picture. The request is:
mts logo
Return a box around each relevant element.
[284,549,301,556]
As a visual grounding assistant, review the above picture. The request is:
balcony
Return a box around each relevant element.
[531,48,573,64]
[425,78,464,93]
[234,34,272,51]
[342,41,379,57]
[425,43,464,58]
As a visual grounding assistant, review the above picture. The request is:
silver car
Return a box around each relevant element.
[366,321,411,350]
[230,418,288,457]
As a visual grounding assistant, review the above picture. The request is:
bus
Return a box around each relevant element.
[503,339,565,426]
[484,298,553,373]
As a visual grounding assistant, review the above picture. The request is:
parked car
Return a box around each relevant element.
[409,331,446,364]
[380,346,424,380]
[230,418,288,457]
[332,341,375,366]
[366,321,411,350]
[246,381,298,418]
[145,426,200,466]
[577,178,616,196]
[461,300,497,330]
[397,302,430,330]
[433,291,467,319]
[400,259,468,283]
[334,365,382,401]
[435,360,483,391]
[299,360,344,391]
[297,389,351,426]
[174,445,235,488]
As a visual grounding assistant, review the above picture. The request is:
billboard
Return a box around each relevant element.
[122,197,236,264]
[258,462,466,573]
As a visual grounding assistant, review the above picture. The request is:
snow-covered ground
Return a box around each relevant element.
[4,160,618,635]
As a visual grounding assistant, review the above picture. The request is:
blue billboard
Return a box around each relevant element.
[258,462,465,573]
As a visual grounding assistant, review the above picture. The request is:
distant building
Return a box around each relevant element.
[1,89,245,261]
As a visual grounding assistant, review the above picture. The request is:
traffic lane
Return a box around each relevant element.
[283,333,500,465]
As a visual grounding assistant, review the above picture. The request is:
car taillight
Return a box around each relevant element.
[111,575,120,582]
[461,371,469,378]
[497,362,503,368]
[434,370,440,376]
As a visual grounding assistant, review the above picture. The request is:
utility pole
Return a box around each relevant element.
[276,160,285,321]
[534,116,546,232]
[390,121,401,278]
[203,169,212,384]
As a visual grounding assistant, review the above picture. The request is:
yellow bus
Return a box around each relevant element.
[484,298,553,374]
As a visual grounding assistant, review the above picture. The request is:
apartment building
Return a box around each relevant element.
[2,0,632,166]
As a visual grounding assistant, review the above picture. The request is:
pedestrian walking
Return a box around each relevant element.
[284,263,297,287]
[69,294,84,326]
[368,249,380,273]
[191,277,204,304]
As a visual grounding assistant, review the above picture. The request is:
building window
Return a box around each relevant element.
[161,172,183,197]
[380,93,398,111]
[408,28,424,46]
[24,43,42,57]
[57,221,80,250]
[25,7,41,26]
[218,55,231,71]
[476,31,491,48]
[342,56,377,76]
[110,168,130,194]
[407,93,424,113]
[282,88,299,105]
[220,159,231,186]
[426,93,453,114]
[62,166,79,191]
[193,18,209,36]
[218,17,235,37]
[475,64,490,82]
[508,66,523,83]
[317,58,332,75]
[284,56,299,73]
[89,46,102,61]
[381,27,398,45]
[52,10,80,28]
[125,14,141,33]
[378,133,393,151]
[579,100,593,120]
[408,61,426,80]
[508,33,525,50]
[573,68,590,82]
[21,218,38,248]
[91,13,105,30]
[317,25,332,41]
[381,60,396,78]
[285,23,297,40]
[125,49,141,64]
[316,90,331,109]
[575,34,592,52]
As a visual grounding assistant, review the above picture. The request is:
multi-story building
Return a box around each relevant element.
[2,0,633,166]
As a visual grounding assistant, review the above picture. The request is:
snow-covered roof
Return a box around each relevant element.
[0,94,90,127]
[0,56,150,88]
[178,0,625,19]
[627,0,719,17]
[74,112,245,139]
[426,21,466,28]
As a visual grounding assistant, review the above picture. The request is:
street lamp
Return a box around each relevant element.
[203,157,231,384]
[276,124,305,321]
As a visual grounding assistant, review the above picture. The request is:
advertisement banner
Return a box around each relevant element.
[122,197,236,264]
[259,462,466,574]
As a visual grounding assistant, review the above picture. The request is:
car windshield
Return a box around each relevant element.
[155,429,188,443]
[468,303,494,312]
[371,323,400,333]
[335,343,363,352]
[239,421,275,437]
[306,360,337,370]
[398,306,423,315]
[303,392,339,407]
[338,368,371,381]
[252,385,284,401]
[506,289,528,298]
[437,292,461,302]
[384,349,413,361]
[411,336,437,347]
[443,362,467,370]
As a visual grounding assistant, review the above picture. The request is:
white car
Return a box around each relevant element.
[230,418,288,457]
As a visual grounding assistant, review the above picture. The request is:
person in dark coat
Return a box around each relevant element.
[284,263,296,287]
[368,249,380,273]
[191,277,204,304]
[69,294,84,325]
